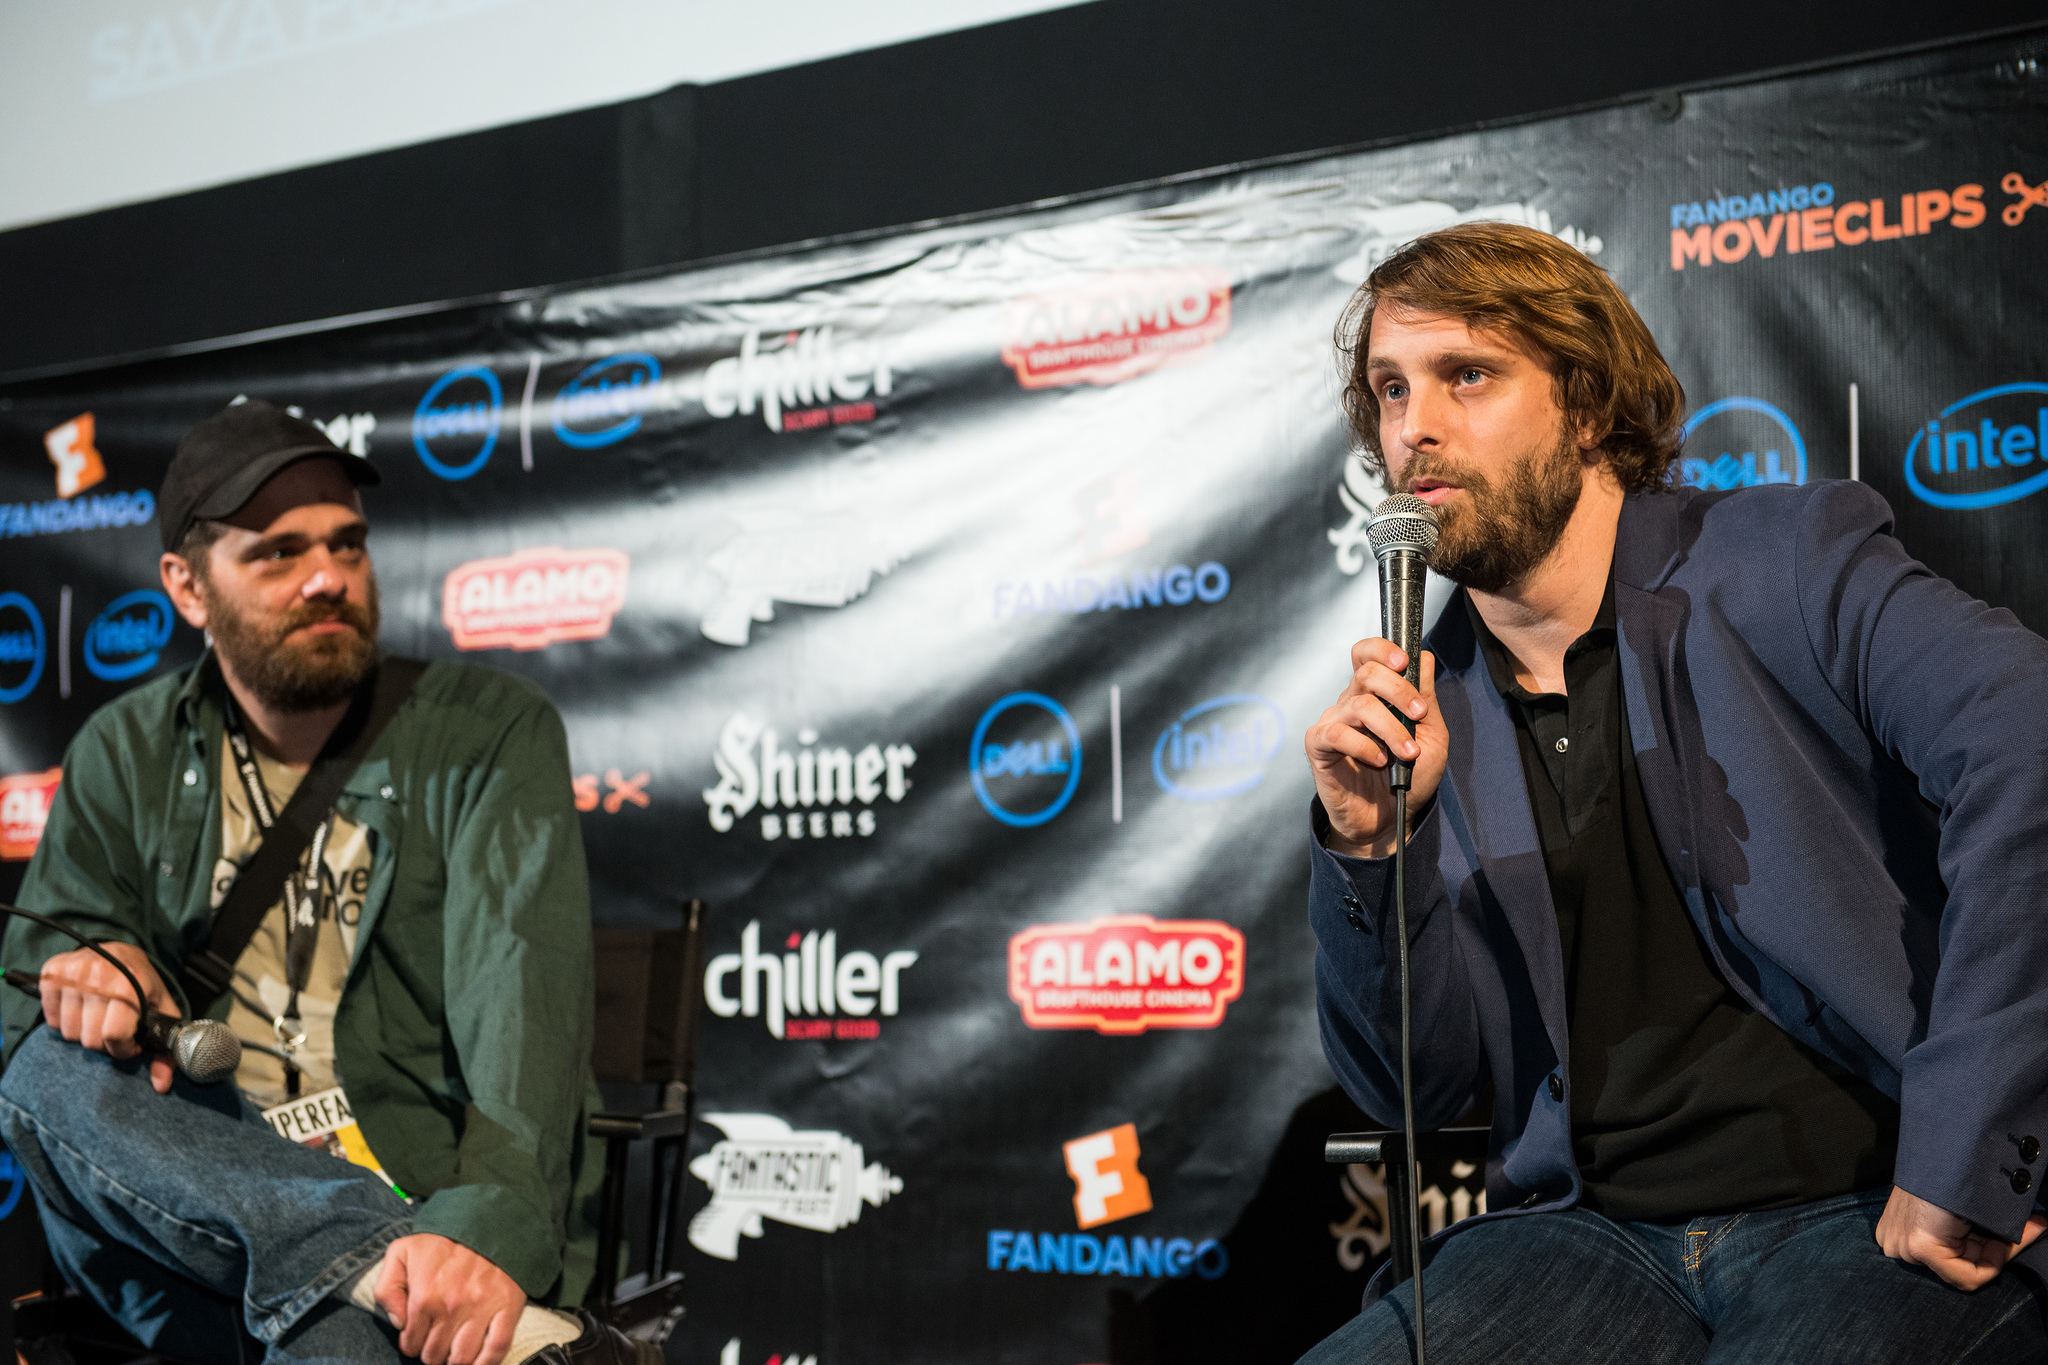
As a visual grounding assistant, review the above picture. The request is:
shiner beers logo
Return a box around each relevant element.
[1001,267,1231,389]
[0,767,61,860]
[441,547,628,651]
[1009,916,1245,1035]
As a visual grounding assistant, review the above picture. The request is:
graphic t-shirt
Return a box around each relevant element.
[213,744,373,1107]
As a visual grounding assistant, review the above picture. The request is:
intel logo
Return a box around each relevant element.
[0,592,45,704]
[1902,383,2048,511]
[1153,694,1284,801]
[83,590,174,682]
[1678,398,1807,491]
[412,364,502,480]
[971,692,1082,828]
[552,352,662,450]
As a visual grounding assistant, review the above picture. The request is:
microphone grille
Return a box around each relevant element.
[1367,493,1441,559]
[173,1019,243,1085]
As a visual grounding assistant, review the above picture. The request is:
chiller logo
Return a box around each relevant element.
[971,693,1081,827]
[44,414,106,498]
[1902,384,2048,510]
[701,328,892,434]
[1008,916,1245,1034]
[704,921,919,1040]
[1153,694,1284,801]
[1001,267,1231,389]
[0,594,46,703]
[1065,1123,1152,1229]
[0,768,62,860]
[1677,398,1807,491]
[440,547,628,651]
[701,714,916,839]
[552,352,662,449]
[687,1113,902,1261]
[82,590,175,682]
[413,364,502,480]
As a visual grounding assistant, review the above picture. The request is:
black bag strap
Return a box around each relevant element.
[181,656,428,1013]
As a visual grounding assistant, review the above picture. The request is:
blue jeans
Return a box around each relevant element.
[0,1026,414,1363]
[1299,1190,2048,1364]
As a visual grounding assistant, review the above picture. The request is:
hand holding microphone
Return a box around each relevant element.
[1306,493,1450,858]
[2,908,241,1091]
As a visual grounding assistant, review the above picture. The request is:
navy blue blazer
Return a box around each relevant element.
[1310,480,2048,1286]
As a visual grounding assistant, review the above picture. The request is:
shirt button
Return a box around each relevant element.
[2021,1136,2041,1164]
[1345,911,1368,932]
[2012,1168,2034,1195]
[1548,1073,1565,1102]
[380,785,395,799]
[1554,737,1569,754]
[183,769,197,786]
[159,861,173,877]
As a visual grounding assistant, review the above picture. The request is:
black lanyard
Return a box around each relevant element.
[221,695,336,1098]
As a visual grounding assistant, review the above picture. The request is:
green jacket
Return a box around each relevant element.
[0,655,603,1303]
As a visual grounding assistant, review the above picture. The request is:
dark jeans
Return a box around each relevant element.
[1299,1189,2048,1364]
[0,1026,413,1363]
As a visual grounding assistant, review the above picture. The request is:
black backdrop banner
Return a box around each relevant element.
[3,29,2046,1365]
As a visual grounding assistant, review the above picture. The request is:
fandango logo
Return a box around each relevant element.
[985,1230,1228,1280]
[1009,916,1246,1034]
[701,328,892,434]
[0,767,62,860]
[1000,267,1232,389]
[992,562,1229,620]
[412,364,502,480]
[702,714,917,839]
[1153,694,1283,801]
[705,921,919,1040]
[1902,384,2048,510]
[0,593,46,703]
[82,590,174,681]
[971,693,1081,827]
[552,352,661,449]
[1677,398,1807,491]
[441,547,628,651]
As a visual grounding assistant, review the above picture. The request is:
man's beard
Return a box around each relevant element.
[205,578,380,712]
[1402,427,1586,594]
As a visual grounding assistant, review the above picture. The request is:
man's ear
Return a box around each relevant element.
[160,552,210,631]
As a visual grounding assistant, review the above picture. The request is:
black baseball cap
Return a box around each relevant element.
[159,398,380,553]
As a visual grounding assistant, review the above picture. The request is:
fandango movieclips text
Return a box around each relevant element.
[986,1231,1228,1279]
[993,562,1228,619]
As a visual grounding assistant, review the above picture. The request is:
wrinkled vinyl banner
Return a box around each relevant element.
[4,30,2048,1365]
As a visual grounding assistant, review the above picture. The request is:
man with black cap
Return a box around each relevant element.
[0,400,653,1365]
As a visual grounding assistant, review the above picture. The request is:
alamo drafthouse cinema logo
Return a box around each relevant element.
[1008,916,1246,1034]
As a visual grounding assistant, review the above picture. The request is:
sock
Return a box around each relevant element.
[338,1252,581,1359]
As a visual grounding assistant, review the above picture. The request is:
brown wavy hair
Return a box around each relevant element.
[1335,221,1685,492]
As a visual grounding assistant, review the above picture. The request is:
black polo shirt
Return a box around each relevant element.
[1468,583,1899,1221]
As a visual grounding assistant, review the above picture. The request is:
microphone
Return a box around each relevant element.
[1366,493,1440,791]
[1363,490,1440,1365]
[3,967,241,1084]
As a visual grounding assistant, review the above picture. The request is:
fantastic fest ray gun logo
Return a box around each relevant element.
[1008,916,1245,1034]
[687,1114,902,1261]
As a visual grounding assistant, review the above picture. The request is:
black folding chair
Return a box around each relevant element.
[1324,1127,1490,1286]
[585,897,708,1345]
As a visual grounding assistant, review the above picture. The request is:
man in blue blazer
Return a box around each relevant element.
[1299,223,2048,1363]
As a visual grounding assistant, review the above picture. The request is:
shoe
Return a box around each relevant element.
[528,1308,664,1364]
